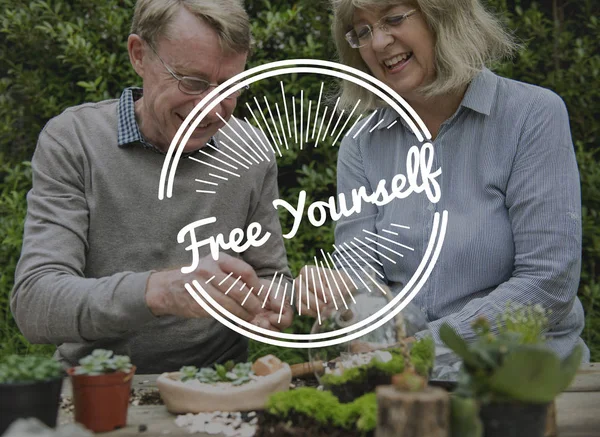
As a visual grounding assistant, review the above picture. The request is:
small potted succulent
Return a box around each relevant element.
[67,349,135,433]
[0,355,64,434]
[441,304,583,437]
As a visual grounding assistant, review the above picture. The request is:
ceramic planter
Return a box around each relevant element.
[156,364,292,413]
[0,377,63,434]
[479,400,549,437]
[68,366,136,433]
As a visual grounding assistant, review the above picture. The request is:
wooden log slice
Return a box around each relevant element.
[376,385,450,437]
[545,400,557,437]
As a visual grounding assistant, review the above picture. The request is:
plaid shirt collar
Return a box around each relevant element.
[117,87,214,155]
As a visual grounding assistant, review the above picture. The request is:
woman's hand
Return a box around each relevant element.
[295,265,356,318]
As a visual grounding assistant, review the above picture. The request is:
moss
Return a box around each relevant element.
[266,388,339,425]
[266,388,377,432]
[372,349,406,374]
[410,336,435,376]
[351,392,377,431]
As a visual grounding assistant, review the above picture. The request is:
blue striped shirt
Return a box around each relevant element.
[334,68,588,360]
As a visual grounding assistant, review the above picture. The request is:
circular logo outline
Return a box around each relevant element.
[158,59,448,347]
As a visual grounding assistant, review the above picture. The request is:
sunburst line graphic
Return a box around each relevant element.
[160,61,440,343]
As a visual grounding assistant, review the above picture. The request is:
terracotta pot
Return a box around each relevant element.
[68,366,135,433]
[479,400,549,437]
[0,377,63,434]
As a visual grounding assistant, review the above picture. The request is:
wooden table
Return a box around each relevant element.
[59,363,600,436]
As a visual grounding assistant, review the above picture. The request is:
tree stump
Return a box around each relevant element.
[544,401,557,437]
[376,385,450,437]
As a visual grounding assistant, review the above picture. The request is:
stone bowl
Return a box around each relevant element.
[156,364,292,413]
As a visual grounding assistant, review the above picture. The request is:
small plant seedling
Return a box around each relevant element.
[180,361,254,386]
[0,355,63,383]
[74,349,133,376]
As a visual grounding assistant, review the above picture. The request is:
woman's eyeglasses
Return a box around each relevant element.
[345,9,418,48]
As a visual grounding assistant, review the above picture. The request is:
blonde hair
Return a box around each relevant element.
[331,0,518,109]
[131,0,251,53]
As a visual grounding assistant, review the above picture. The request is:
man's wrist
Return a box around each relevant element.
[145,271,167,316]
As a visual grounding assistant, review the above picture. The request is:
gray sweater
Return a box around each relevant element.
[11,99,291,373]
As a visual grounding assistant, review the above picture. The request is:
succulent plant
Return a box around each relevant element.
[180,360,254,386]
[440,305,582,404]
[74,349,133,376]
[0,355,63,383]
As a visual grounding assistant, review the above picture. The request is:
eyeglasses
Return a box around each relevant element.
[345,9,418,48]
[147,43,247,98]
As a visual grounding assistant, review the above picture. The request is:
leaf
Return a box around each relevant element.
[439,323,480,368]
[215,364,227,380]
[488,345,581,403]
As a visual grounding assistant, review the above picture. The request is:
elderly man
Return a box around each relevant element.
[11,0,293,374]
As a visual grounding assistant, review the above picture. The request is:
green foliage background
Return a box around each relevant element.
[1,0,598,362]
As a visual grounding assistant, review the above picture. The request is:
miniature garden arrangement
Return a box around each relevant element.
[46,301,586,437]
[156,354,292,413]
[318,336,435,402]
[442,304,583,437]
[247,290,446,437]
[254,336,444,437]
[257,388,377,437]
[67,348,136,433]
[0,354,64,434]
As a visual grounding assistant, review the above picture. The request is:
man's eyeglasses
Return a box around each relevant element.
[345,9,418,48]
[147,43,247,99]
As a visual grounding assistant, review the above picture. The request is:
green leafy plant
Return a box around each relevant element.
[74,349,132,376]
[0,354,62,383]
[180,360,254,386]
[440,305,582,404]
[496,302,549,344]
[450,395,484,437]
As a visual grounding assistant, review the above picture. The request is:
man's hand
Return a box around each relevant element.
[295,265,356,318]
[145,253,266,323]
[250,278,294,331]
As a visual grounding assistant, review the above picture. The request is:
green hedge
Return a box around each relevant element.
[1,0,599,361]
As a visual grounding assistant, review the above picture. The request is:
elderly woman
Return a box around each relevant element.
[298,0,588,360]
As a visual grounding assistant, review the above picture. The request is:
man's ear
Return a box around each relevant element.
[128,34,145,77]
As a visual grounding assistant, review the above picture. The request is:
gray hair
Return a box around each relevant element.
[131,0,251,53]
[331,0,518,109]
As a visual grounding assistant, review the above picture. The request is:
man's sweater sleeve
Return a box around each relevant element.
[10,116,156,345]
[241,145,293,284]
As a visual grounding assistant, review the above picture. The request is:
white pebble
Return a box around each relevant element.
[206,422,223,434]
[373,350,393,363]
[175,415,193,427]
[223,427,237,436]
[189,422,206,433]
[239,423,256,437]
